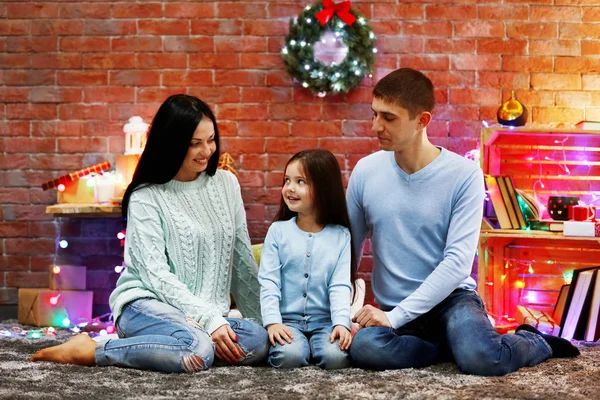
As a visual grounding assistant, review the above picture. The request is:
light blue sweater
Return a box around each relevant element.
[346,148,485,329]
[258,218,352,330]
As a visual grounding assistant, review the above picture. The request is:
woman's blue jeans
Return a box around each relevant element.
[95,298,269,373]
[350,289,552,376]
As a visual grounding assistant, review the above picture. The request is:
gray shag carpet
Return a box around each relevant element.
[1,322,599,400]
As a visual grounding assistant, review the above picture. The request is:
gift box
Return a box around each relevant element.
[57,175,95,204]
[515,305,560,336]
[48,265,87,291]
[18,288,93,327]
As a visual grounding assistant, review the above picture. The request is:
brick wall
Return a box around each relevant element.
[1,1,600,311]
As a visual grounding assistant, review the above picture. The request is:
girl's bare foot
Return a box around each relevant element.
[30,334,97,366]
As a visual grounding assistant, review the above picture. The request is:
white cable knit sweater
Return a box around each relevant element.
[109,170,261,334]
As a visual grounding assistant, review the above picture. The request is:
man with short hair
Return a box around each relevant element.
[347,68,579,376]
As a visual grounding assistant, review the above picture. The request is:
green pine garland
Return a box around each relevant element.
[282,1,377,96]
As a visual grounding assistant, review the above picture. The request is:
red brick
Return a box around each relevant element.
[455,21,504,38]
[0,154,29,170]
[478,72,530,89]
[189,53,239,69]
[426,121,449,138]
[243,20,288,36]
[216,37,266,53]
[0,87,30,103]
[7,104,56,120]
[321,104,371,121]
[0,121,30,137]
[448,121,481,138]
[4,137,55,153]
[111,36,162,52]
[0,289,19,305]
[6,70,55,86]
[373,21,402,36]
[240,154,268,171]
[218,2,266,18]
[216,104,268,121]
[400,55,449,71]
[238,121,289,137]
[0,53,30,68]
[30,88,82,103]
[110,104,159,122]
[511,90,555,107]
[265,138,319,154]
[29,187,56,204]
[113,3,162,18]
[451,55,501,71]
[162,71,212,86]
[241,88,292,103]
[84,88,135,103]
[217,121,237,137]
[110,137,126,153]
[111,71,161,86]
[290,121,342,138]
[57,137,108,153]
[403,21,452,37]
[237,171,265,188]
[214,71,265,86]
[165,3,215,18]
[531,6,582,22]
[378,37,424,53]
[345,88,374,104]
[373,3,424,19]
[57,71,107,86]
[32,53,82,69]
[139,19,189,35]
[0,221,29,236]
[555,91,593,107]
[507,22,558,39]
[244,204,265,221]
[6,37,57,52]
[59,104,109,121]
[6,271,49,287]
[186,87,240,103]
[7,3,58,18]
[427,71,474,88]
[240,54,283,70]
[191,19,242,35]
[433,105,479,122]
[0,256,29,272]
[531,73,581,90]
[136,53,187,69]
[220,138,265,154]
[426,4,476,19]
[478,5,529,20]
[342,121,373,137]
[0,20,31,35]
[555,57,600,73]
[503,56,553,72]
[248,221,270,240]
[532,107,584,124]
[164,37,213,53]
[477,39,527,55]
[32,19,83,36]
[58,4,111,19]
[31,154,84,170]
[5,204,53,220]
[136,87,187,103]
[269,104,321,120]
[84,20,136,36]
[318,138,372,154]
[268,3,305,18]
[582,41,600,55]
[425,39,475,54]
[265,171,283,187]
[60,37,110,52]
[83,54,135,69]
[450,88,501,106]
[583,7,600,22]
[266,71,294,87]
[531,40,581,56]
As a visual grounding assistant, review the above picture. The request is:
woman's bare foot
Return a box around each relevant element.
[30,334,97,366]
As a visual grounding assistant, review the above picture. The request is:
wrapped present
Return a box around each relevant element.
[18,288,93,327]
[57,175,95,204]
[42,161,111,191]
[515,305,560,336]
[49,265,87,291]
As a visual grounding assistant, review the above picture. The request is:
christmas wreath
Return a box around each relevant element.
[282,0,377,96]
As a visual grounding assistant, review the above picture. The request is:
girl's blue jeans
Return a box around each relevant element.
[267,318,351,370]
[350,289,552,376]
[95,298,269,373]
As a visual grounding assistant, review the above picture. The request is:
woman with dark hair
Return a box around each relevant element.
[31,94,268,372]
[258,149,357,369]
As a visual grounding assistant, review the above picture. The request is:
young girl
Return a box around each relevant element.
[258,149,356,369]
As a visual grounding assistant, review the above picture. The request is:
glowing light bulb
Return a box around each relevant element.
[282,47,288,54]
[304,64,310,70]
[302,82,309,88]
[114,265,124,273]
[373,48,378,53]
[117,232,125,240]
[335,32,341,37]
[338,22,344,29]
[305,5,311,10]
[318,71,323,77]
[99,329,107,336]
[355,70,361,76]
[290,40,296,46]
[300,41,306,47]
[369,32,375,39]
[59,240,68,249]
[87,178,95,188]
[53,266,61,274]
[353,60,358,65]
[72,327,80,333]
[57,184,66,192]
[49,296,59,306]
[359,17,365,25]
[62,318,71,327]
[306,18,311,23]
[107,325,115,334]
[30,332,41,339]
[335,72,341,78]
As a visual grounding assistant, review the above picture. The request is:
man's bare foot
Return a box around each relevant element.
[30,334,96,366]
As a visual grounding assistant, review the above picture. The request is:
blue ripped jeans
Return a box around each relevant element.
[350,289,552,376]
[95,298,269,373]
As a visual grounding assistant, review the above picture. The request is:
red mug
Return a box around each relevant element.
[568,204,596,221]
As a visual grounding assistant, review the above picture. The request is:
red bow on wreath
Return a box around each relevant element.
[315,0,356,27]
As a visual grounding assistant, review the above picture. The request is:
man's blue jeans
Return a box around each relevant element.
[267,319,351,370]
[95,298,269,373]
[350,289,552,376]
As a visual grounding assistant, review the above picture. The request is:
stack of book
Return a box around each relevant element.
[556,267,600,342]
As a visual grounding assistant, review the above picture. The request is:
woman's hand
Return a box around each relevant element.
[211,324,245,364]
[267,323,293,346]
[330,325,352,350]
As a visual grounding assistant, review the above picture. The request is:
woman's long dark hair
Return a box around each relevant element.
[121,94,220,219]
[274,149,358,287]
